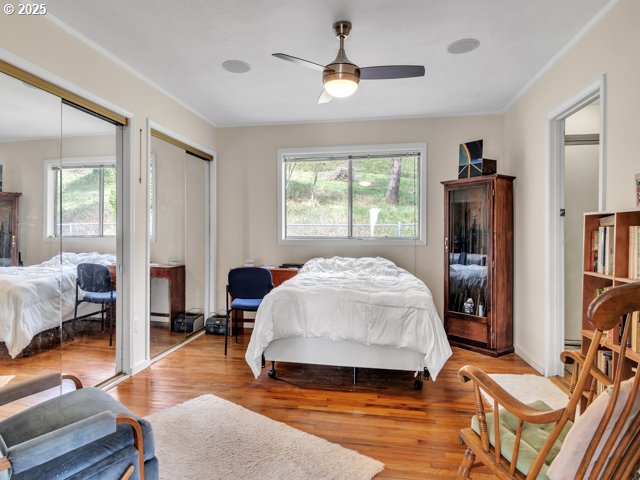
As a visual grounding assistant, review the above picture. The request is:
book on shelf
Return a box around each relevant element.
[632,311,640,353]
[597,226,605,274]
[629,225,640,280]
[599,214,615,227]
[596,226,615,275]
[596,350,613,393]
[591,229,599,273]
[606,226,614,275]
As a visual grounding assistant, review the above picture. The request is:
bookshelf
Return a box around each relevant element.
[581,210,640,391]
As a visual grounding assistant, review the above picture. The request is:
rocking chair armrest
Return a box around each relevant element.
[459,365,564,424]
[560,350,612,387]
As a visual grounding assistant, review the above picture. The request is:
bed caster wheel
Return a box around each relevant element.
[413,378,423,390]
[267,361,276,379]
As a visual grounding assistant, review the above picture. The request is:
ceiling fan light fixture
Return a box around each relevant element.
[324,76,359,98]
[323,63,360,98]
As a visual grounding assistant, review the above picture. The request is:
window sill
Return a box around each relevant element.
[278,237,427,246]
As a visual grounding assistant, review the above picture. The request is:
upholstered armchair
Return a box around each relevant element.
[0,373,157,479]
[457,282,640,479]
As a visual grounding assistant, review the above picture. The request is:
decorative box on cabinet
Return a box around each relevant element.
[0,192,21,267]
[442,175,514,356]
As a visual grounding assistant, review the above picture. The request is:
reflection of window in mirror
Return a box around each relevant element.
[44,156,116,238]
[149,153,156,241]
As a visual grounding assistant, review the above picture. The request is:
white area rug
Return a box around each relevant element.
[146,394,384,480]
[480,374,568,410]
[0,376,14,389]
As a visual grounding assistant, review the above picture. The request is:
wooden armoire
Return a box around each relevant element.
[442,175,514,356]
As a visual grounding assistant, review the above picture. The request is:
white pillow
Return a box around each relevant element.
[547,378,640,479]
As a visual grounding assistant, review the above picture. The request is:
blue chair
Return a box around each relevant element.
[0,373,158,479]
[225,267,273,355]
[75,263,117,346]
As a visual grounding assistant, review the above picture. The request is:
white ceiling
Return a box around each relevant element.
[45,0,611,127]
[0,72,115,141]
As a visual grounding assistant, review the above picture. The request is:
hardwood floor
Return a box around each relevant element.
[150,321,191,357]
[111,332,539,479]
[0,321,186,419]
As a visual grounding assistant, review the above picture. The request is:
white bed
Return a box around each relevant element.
[0,252,116,358]
[245,256,452,386]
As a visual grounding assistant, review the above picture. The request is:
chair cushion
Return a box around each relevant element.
[547,378,640,479]
[82,291,116,303]
[0,387,155,479]
[230,298,262,311]
[471,400,572,479]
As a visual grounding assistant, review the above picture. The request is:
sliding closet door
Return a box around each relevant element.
[59,103,121,386]
[0,71,63,417]
[184,152,208,329]
[149,135,188,355]
[149,135,209,357]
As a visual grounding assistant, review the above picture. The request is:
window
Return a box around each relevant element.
[45,158,116,237]
[278,143,426,244]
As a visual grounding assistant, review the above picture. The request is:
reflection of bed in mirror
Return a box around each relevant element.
[0,252,115,358]
[448,253,487,313]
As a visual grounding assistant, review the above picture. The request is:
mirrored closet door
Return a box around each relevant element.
[0,68,125,418]
[0,71,63,417]
[59,102,122,386]
[149,132,209,357]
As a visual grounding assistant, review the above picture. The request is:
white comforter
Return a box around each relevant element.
[246,257,452,380]
[0,252,116,358]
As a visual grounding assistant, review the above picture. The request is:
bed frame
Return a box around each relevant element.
[262,337,429,389]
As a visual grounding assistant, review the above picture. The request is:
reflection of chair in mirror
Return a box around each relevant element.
[225,267,273,355]
[457,282,640,480]
[0,373,157,479]
[75,263,117,346]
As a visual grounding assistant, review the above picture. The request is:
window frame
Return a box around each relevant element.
[43,156,117,239]
[277,143,427,246]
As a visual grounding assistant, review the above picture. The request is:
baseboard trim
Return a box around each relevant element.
[514,343,544,375]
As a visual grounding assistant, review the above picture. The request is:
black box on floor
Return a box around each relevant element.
[172,311,204,333]
[205,315,227,335]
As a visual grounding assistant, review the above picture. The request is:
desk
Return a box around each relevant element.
[107,264,185,324]
[268,267,298,287]
[149,264,185,323]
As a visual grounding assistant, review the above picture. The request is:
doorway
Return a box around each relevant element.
[545,77,606,376]
[563,102,601,349]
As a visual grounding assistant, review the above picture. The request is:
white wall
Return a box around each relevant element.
[503,0,640,371]
[0,13,217,371]
[216,115,503,315]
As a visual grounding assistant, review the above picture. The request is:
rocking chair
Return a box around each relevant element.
[457,282,640,479]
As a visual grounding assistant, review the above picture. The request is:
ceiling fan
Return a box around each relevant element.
[273,20,425,104]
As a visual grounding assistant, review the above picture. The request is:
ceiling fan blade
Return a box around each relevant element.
[318,90,334,104]
[272,53,326,72]
[359,65,425,80]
